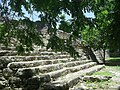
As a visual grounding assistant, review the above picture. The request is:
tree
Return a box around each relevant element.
[107,0,120,50]
[0,0,119,62]
[0,0,95,57]
[91,0,120,62]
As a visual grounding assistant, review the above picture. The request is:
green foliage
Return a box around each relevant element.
[93,71,113,77]
[0,18,44,53]
[109,66,120,71]
[47,35,79,58]
[85,80,112,90]
[107,0,120,50]
[106,57,120,61]
[0,0,120,56]
[81,26,100,49]
[59,15,72,33]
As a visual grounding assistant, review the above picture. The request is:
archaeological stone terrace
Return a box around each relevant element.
[0,24,106,90]
[0,42,105,90]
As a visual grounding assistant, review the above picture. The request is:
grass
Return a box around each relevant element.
[73,57,120,90]
[86,59,120,90]
[110,65,120,69]
[82,66,118,90]
[85,80,111,90]
[106,66,120,71]
[92,70,114,77]
[81,75,118,90]
[105,57,120,66]
[106,57,120,61]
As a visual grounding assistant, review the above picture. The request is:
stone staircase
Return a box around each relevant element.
[0,44,104,90]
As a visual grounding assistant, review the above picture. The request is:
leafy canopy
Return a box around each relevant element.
[0,0,119,56]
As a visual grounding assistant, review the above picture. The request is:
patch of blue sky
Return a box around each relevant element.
[84,11,95,18]
[21,6,40,21]
[22,6,95,21]
[56,11,95,28]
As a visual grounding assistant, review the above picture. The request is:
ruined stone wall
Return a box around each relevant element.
[0,29,106,90]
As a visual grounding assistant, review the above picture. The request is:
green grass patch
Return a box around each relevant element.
[86,81,110,90]
[85,80,117,90]
[107,66,120,71]
[93,71,114,77]
[105,57,120,66]
[106,57,120,61]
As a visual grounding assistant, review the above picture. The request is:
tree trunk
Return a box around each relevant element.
[103,49,106,64]
[83,46,99,64]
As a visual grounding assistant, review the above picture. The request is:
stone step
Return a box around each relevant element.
[0,55,71,67]
[0,49,68,56]
[0,46,15,50]
[1,54,70,61]
[46,62,96,80]
[31,51,68,55]
[16,63,64,76]
[0,45,44,51]
[7,58,76,70]
[0,50,68,56]
[45,65,104,90]
[15,61,95,77]
[0,50,10,56]
[0,70,2,76]
[25,52,68,57]
[1,57,75,71]
[0,45,69,57]
[0,50,17,56]
[0,45,68,55]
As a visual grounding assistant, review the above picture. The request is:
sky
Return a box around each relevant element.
[0,0,95,21]
[17,7,95,29]
[84,12,95,18]
[21,4,95,21]
[23,9,95,22]
[65,11,95,20]
[0,0,95,29]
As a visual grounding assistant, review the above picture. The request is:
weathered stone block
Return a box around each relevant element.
[0,81,8,89]
[23,75,51,90]
[3,68,13,79]
[16,69,34,79]
[8,77,21,88]
[83,75,111,82]
[41,83,69,90]
[2,87,12,90]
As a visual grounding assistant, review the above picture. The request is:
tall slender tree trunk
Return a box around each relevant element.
[82,46,99,64]
[103,48,106,64]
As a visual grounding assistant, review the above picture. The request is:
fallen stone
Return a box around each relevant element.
[0,70,2,73]
[3,68,13,78]
[2,87,12,90]
[83,75,111,82]
[71,83,89,90]
[0,64,4,69]
[41,83,69,90]
[8,77,21,88]
[111,77,120,83]
[74,87,88,90]
[109,85,120,90]
[0,81,8,89]
[24,76,42,90]
[13,88,22,90]
[0,77,6,81]
[23,75,51,90]
[16,69,34,79]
